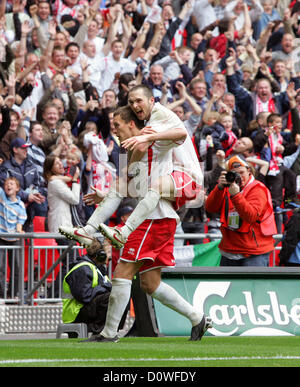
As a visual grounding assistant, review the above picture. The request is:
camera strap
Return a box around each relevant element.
[224,193,243,230]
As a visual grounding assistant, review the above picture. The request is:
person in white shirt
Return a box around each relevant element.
[65,42,84,78]
[81,39,105,96]
[20,54,44,117]
[97,39,137,97]
[85,18,105,57]
[192,0,218,36]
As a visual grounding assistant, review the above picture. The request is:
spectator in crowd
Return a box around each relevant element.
[0,177,27,298]
[0,110,24,160]
[252,0,281,41]
[226,54,290,123]
[65,42,82,77]
[0,137,46,231]
[43,153,81,295]
[168,80,202,137]
[43,154,80,236]
[36,72,79,129]
[154,46,193,83]
[24,120,47,202]
[205,154,277,266]
[271,33,298,65]
[39,102,61,154]
[188,77,209,111]
[192,0,218,36]
[84,128,116,199]
[142,63,174,103]
[117,72,137,107]
[29,0,53,52]
[279,208,300,266]
[97,39,137,97]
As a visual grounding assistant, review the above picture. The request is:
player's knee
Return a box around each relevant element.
[140,277,157,295]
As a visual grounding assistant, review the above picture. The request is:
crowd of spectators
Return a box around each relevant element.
[0,0,300,245]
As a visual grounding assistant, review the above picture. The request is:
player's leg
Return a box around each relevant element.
[141,268,212,340]
[59,180,124,247]
[122,175,175,235]
[99,175,175,249]
[85,260,142,342]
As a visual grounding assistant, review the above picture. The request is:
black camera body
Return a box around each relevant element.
[225,171,242,186]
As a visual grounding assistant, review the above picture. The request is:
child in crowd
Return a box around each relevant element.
[219,113,238,157]
[64,145,86,226]
[51,144,86,226]
[201,110,225,151]
[265,113,285,176]
[84,129,116,199]
[0,177,27,297]
[64,145,82,188]
[202,110,237,156]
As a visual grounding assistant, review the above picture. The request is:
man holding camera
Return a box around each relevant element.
[205,155,276,266]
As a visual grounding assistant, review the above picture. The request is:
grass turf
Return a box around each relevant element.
[0,336,300,367]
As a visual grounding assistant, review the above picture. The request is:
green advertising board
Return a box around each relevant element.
[153,268,300,336]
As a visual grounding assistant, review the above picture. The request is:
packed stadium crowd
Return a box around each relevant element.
[0,0,300,255]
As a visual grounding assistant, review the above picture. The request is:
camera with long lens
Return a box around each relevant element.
[225,171,242,186]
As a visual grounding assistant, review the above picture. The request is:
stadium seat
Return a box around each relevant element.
[56,323,88,339]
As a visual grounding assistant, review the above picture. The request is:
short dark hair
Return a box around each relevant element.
[29,120,41,133]
[267,113,281,125]
[128,84,153,99]
[113,105,144,129]
[65,41,80,54]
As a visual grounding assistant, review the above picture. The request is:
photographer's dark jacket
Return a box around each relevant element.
[62,257,111,323]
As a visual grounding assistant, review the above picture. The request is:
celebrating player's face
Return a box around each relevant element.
[128,89,154,122]
[113,115,134,143]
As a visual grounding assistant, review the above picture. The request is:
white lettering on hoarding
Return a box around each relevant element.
[193,282,300,336]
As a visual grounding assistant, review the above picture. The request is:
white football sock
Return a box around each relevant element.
[151,281,203,327]
[121,189,161,238]
[101,278,132,338]
[86,189,122,233]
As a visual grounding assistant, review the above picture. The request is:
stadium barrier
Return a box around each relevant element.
[156,266,300,336]
[0,232,289,335]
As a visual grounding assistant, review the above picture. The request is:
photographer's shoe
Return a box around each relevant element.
[58,226,94,247]
[98,224,127,249]
[81,334,119,343]
[189,315,212,341]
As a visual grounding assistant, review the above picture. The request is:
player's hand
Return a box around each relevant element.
[122,134,152,150]
[140,126,157,136]
[83,186,105,205]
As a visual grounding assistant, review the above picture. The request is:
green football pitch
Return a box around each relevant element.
[0,336,300,368]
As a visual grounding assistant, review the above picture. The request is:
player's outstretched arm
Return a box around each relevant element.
[122,126,187,151]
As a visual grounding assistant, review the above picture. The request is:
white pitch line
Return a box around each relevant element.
[0,355,300,364]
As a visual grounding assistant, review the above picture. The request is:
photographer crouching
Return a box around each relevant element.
[62,238,112,337]
[205,155,277,267]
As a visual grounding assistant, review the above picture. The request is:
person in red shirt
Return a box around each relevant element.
[205,155,276,266]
